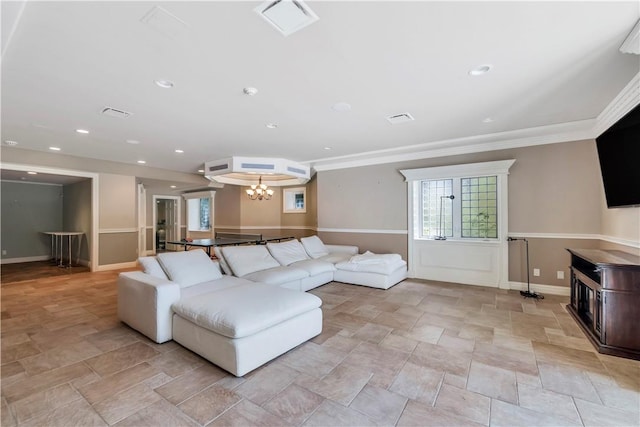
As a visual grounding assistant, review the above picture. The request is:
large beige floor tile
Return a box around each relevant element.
[92,382,161,425]
[350,384,408,425]
[397,399,485,426]
[178,385,242,425]
[10,383,82,423]
[236,362,300,405]
[18,398,107,427]
[574,397,640,427]
[262,384,324,425]
[303,399,375,427]
[155,363,227,405]
[518,383,582,424]
[434,384,490,425]
[538,362,602,403]
[114,399,199,427]
[208,399,286,426]
[85,342,160,377]
[389,362,444,405]
[490,398,582,426]
[466,361,517,404]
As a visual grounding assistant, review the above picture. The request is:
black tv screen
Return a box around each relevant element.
[595,103,640,208]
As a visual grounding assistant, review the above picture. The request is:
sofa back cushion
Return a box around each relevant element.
[221,245,280,277]
[300,235,330,259]
[266,239,310,266]
[138,256,168,280]
[157,250,222,288]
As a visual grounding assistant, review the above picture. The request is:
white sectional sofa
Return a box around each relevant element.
[214,236,407,291]
[118,250,322,376]
[117,236,407,375]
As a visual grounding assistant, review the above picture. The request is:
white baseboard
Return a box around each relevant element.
[509,281,570,296]
[0,255,50,265]
[95,261,137,272]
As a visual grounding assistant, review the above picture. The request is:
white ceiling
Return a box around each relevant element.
[2,1,639,178]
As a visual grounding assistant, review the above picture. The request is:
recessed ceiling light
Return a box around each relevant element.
[324,147,332,150]
[243,87,258,96]
[49,146,61,151]
[197,169,204,173]
[126,139,141,145]
[266,123,278,129]
[482,117,494,123]
[4,140,18,146]
[175,149,184,154]
[154,79,174,89]
[469,64,492,76]
[27,171,38,175]
[137,160,146,164]
[332,102,352,112]
[170,185,177,189]
[76,129,89,134]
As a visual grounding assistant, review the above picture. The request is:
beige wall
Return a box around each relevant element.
[317,139,639,288]
[215,185,241,228]
[99,232,138,265]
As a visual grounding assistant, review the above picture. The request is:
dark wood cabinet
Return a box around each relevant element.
[567,249,640,360]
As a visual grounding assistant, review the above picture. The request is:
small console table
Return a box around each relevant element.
[566,248,640,360]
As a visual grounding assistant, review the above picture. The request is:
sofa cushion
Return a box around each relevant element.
[213,247,233,275]
[266,239,310,266]
[138,256,168,280]
[243,265,308,285]
[157,250,222,288]
[221,245,280,277]
[300,235,330,259]
[290,259,336,275]
[349,251,402,265]
[317,253,353,264]
[172,283,322,339]
[180,275,253,299]
[335,258,407,275]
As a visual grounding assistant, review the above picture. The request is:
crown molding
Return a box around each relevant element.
[310,119,595,172]
[309,72,640,173]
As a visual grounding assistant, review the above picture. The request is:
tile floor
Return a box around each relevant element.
[1,270,639,426]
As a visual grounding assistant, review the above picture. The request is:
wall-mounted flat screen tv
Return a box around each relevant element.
[595,103,640,208]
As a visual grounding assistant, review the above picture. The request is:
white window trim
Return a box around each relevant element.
[182,191,215,232]
[400,159,515,288]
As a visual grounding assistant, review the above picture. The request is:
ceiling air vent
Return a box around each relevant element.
[102,107,132,119]
[386,113,415,125]
[254,0,319,37]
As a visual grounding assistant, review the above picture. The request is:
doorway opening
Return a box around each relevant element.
[153,195,181,253]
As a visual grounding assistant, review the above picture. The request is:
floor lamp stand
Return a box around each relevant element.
[435,195,454,240]
[507,237,543,300]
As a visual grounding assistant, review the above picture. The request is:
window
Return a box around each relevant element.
[283,187,306,213]
[183,191,215,233]
[420,175,498,239]
[421,179,453,238]
[402,160,514,241]
[461,176,497,238]
[187,198,210,231]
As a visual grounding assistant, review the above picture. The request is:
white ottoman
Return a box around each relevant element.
[334,252,408,289]
[171,283,322,376]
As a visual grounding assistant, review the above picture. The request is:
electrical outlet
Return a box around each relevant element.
[1,250,6,256]
[557,270,565,279]
[533,268,540,277]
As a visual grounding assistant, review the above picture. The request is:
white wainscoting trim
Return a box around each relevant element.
[99,228,138,234]
[0,255,50,265]
[318,228,408,235]
[509,281,570,297]
[95,261,137,271]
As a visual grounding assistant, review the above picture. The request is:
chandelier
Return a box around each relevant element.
[246,176,274,200]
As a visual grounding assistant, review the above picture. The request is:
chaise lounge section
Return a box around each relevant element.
[118,250,322,376]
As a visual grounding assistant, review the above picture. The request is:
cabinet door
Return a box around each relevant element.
[603,292,640,349]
